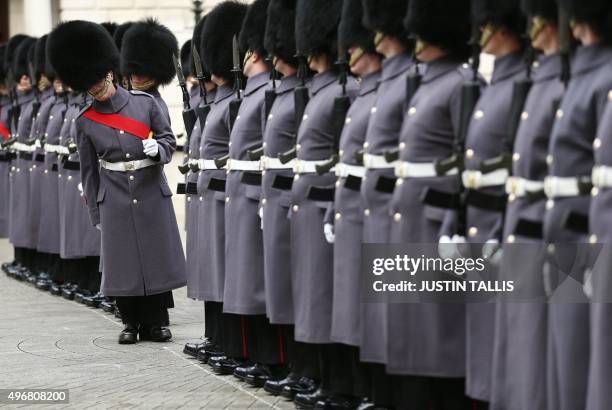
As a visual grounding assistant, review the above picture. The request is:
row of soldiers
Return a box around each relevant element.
[177,0,612,409]
[1,0,612,409]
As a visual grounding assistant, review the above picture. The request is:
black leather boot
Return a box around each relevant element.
[118,325,138,344]
[139,326,172,342]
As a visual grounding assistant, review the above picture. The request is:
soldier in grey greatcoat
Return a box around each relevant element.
[546,1,612,409]
[461,1,526,405]
[357,0,414,406]
[195,1,249,372]
[220,0,289,385]
[315,0,381,408]
[48,20,186,344]
[0,45,10,239]
[7,36,37,276]
[289,0,360,407]
[386,0,478,407]
[489,1,564,408]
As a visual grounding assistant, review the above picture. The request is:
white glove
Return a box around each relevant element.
[258,206,263,230]
[583,268,594,300]
[324,223,335,244]
[482,238,503,265]
[142,139,159,157]
[78,182,83,196]
[95,224,101,231]
[438,235,468,259]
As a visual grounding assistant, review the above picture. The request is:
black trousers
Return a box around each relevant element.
[394,376,473,410]
[205,301,223,342]
[115,291,172,327]
[290,338,320,380]
[60,256,101,292]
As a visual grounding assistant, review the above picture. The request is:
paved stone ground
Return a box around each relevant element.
[0,154,294,409]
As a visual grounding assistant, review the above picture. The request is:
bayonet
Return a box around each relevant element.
[192,45,208,104]
[228,35,243,130]
[172,54,197,141]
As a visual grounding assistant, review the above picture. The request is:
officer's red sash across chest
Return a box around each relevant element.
[83,108,152,140]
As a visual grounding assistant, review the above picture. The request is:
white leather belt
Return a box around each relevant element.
[293,159,333,174]
[34,139,42,148]
[260,156,295,170]
[505,176,544,197]
[226,159,261,172]
[99,158,157,172]
[12,142,36,153]
[44,144,69,154]
[197,159,219,170]
[544,176,584,198]
[335,162,366,178]
[592,165,612,188]
[363,153,396,169]
[395,161,458,178]
[462,168,508,189]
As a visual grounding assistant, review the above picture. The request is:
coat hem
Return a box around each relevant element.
[222,304,267,316]
[385,365,466,379]
[103,280,186,297]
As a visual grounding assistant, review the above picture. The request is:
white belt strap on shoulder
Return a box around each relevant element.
[260,156,296,170]
[544,176,581,198]
[226,158,261,172]
[592,165,612,189]
[462,168,508,189]
[395,161,458,178]
[197,159,219,170]
[505,176,545,197]
[363,153,396,169]
[293,159,333,174]
[99,158,157,172]
[335,162,366,178]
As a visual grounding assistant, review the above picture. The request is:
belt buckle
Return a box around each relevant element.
[506,177,518,195]
[464,171,478,189]
[592,167,603,188]
[124,162,135,171]
[259,157,266,171]
[544,176,554,198]
[394,162,404,178]
[293,160,301,174]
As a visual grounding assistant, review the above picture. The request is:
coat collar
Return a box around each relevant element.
[310,70,337,95]
[276,74,300,95]
[359,70,381,96]
[16,88,35,105]
[533,53,562,82]
[214,83,235,104]
[420,57,459,84]
[380,52,413,83]
[92,86,129,113]
[244,71,269,96]
[41,86,55,101]
[571,44,612,76]
[491,51,525,84]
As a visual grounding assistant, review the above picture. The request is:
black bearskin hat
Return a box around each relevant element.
[295,0,342,60]
[557,0,612,43]
[113,22,133,51]
[522,0,557,21]
[121,18,178,85]
[265,0,298,67]
[472,0,527,36]
[201,1,248,81]
[4,35,30,78]
[34,35,54,81]
[405,0,471,61]
[181,40,192,78]
[13,37,36,81]
[101,22,118,36]
[48,21,119,92]
[339,0,376,53]
[239,0,270,56]
[0,45,6,84]
[362,0,410,39]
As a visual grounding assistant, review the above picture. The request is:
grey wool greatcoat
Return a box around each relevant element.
[26,87,55,250]
[290,70,357,344]
[463,51,525,402]
[61,95,101,259]
[261,74,300,324]
[489,54,564,410]
[8,89,35,248]
[37,93,68,254]
[327,71,379,346]
[76,86,186,296]
[57,93,82,259]
[360,52,413,364]
[544,44,612,410]
[223,72,269,315]
[185,116,202,299]
[387,59,473,377]
[587,64,612,410]
[196,84,235,302]
[0,95,11,238]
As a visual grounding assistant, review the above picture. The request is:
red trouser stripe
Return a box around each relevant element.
[277,326,285,364]
[240,316,248,358]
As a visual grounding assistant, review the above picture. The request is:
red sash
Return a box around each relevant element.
[0,121,8,140]
[83,108,151,140]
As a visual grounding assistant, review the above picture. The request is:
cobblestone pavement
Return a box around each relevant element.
[0,249,294,409]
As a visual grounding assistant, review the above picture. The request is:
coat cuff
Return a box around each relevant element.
[89,208,100,227]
